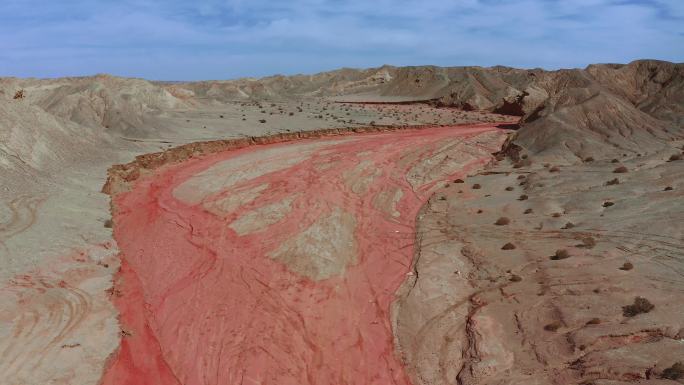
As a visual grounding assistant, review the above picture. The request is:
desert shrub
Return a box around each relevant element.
[611,159,619,163]
[662,362,684,380]
[104,219,113,228]
[495,217,510,225]
[552,212,562,218]
[476,209,483,214]
[562,222,575,229]
[606,178,620,186]
[518,194,528,201]
[549,166,560,172]
[664,186,673,191]
[619,262,634,271]
[622,297,654,317]
[13,89,24,99]
[550,249,570,260]
[579,236,596,248]
[584,157,594,162]
[524,208,533,214]
[669,154,682,162]
[472,183,481,189]
[259,119,266,123]
[501,242,516,250]
[613,166,628,173]
[517,175,526,180]
[454,178,464,183]
[510,274,522,282]
[544,321,562,332]
[505,186,514,191]
[603,201,614,207]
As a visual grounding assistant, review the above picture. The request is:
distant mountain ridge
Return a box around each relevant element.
[2,60,682,160]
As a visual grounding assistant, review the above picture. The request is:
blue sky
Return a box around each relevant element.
[0,0,682,80]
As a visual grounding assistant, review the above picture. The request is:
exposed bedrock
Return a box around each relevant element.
[393,141,684,385]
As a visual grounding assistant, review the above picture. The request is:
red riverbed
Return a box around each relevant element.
[102,125,505,385]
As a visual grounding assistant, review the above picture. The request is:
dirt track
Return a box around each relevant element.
[101,125,507,385]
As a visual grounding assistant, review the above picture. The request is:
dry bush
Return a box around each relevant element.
[606,178,620,186]
[13,89,25,99]
[518,194,528,201]
[549,166,560,172]
[517,175,526,180]
[562,222,575,229]
[552,212,562,218]
[495,217,510,226]
[619,262,634,271]
[611,159,619,163]
[454,178,464,183]
[259,119,267,123]
[501,242,516,250]
[524,208,533,214]
[544,321,562,332]
[550,249,570,260]
[104,219,113,228]
[613,166,628,173]
[578,236,596,249]
[662,362,684,380]
[505,186,514,191]
[669,154,682,162]
[622,297,654,317]
[664,186,673,191]
[472,183,481,189]
[509,274,522,282]
[584,157,594,162]
[603,201,614,207]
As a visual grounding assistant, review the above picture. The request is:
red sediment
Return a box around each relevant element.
[101,125,506,385]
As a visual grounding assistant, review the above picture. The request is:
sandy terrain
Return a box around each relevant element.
[0,60,682,384]
[101,125,507,385]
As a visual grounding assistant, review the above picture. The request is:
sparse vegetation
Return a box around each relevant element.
[620,262,634,271]
[550,249,570,260]
[510,274,522,282]
[662,362,684,380]
[613,166,628,173]
[578,236,596,249]
[524,208,533,214]
[562,222,574,229]
[13,89,25,99]
[502,242,516,250]
[603,201,614,207]
[664,186,673,191]
[505,186,514,191]
[606,178,620,186]
[622,297,654,317]
[518,194,528,201]
[495,217,510,226]
[549,166,560,172]
[104,219,113,228]
[544,321,562,332]
[584,157,594,162]
[668,154,682,162]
